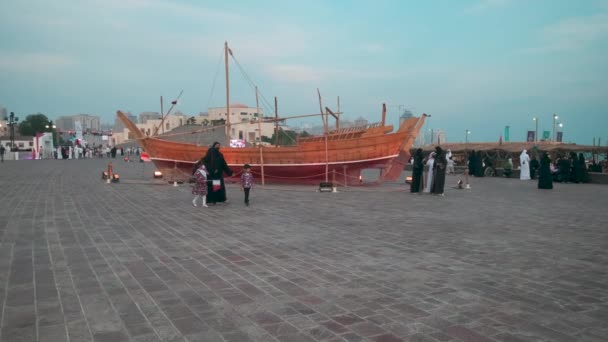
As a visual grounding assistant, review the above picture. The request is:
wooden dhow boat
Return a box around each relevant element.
[117,42,428,185]
[118,109,427,184]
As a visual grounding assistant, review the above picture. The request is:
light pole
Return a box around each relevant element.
[558,122,564,142]
[465,129,471,144]
[552,114,558,142]
[8,112,19,151]
[45,120,58,158]
[533,117,538,142]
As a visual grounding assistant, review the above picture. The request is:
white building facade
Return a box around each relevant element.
[208,103,282,142]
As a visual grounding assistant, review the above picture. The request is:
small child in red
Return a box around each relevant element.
[240,164,254,206]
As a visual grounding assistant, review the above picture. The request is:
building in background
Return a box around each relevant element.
[56,114,101,132]
[139,112,161,124]
[208,103,282,142]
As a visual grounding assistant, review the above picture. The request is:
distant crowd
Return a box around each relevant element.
[409,147,607,193]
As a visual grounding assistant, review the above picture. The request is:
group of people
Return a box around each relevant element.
[410,146,447,195]
[409,147,598,193]
[190,141,254,207]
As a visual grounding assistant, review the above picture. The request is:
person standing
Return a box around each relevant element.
[574,153,590,183]
[191,164,209,207]
[474,151,484,177]
[203,142,233,204]
[410,148,424,193]
[0,145,5,162]
[446,156,455,174]
[431,146,447,195]
[529,154,540,179]
[519,149,530,180]
[424,152,436,193]
[468,150,477,177]
[503,158,513,178]
[240,164,254,206]
[538,152,553,189]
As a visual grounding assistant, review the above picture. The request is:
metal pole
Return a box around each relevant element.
[255,86,265,186]
[535,118,538,142]
[552,114,556,142]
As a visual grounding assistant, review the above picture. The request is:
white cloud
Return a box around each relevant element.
[465,0,509,14]
[0,52,76,74]
[523,14,608,53]
[94,0,242,22]
[265,64,396,84]
[266,65,323,83]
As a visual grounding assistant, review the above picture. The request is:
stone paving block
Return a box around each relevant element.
[38,324,68,342]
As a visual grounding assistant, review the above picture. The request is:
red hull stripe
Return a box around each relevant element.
[150,154,399,166]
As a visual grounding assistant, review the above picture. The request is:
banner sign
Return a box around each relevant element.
[556,131,563,142]
[542,130,551,140]
[527,131,535,142]
[504,126,510,142]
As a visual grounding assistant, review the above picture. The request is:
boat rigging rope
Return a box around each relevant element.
[230,53,275,115]
[205,47,225,115]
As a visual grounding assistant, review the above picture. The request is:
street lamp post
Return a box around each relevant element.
[8,112,19,151]
[533,117,538,142]
[465,129,471,144]
[45,120,58,158]
[552,114,558,142]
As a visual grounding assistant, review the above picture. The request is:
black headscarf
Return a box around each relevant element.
[203,142,224,173]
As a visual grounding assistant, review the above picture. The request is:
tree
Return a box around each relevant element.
[267,129,299,146]
[18,113,50,136]
[186,116,197,125]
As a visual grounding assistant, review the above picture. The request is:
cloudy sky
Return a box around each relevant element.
[1,0,607,144]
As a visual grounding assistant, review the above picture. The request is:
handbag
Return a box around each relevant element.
[212,179,221,192]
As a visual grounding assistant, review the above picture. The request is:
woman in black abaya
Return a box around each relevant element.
[538,152,553,189]
[431,146,447,195]
[203,142,233,204]
[410,148,424,193]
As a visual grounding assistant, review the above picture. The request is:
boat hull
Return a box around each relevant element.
[151,154,397,185]
[117,111,427,184]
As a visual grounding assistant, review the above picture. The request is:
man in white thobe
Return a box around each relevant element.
[520,149,531,180]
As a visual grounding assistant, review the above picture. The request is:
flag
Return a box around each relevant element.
[527,131,535,142]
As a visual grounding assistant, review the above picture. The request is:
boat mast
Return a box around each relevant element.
[317,88,329,183]
[160,96,164,134]
[225,41,231,146]
[274,97,279,147]
[336,96,340,130]
[256,86,265,185]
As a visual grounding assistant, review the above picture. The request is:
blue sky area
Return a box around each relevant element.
[1,0,607,144]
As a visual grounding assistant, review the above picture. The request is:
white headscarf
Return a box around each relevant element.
[520,149,528,159]
[197,165,207,177]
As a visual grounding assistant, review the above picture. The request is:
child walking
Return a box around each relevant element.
[192,164,208,207]
[240,164,254,206]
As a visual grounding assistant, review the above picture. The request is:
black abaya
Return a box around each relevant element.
[538,154,553,189]
[410,152,424,193]
[203,145,233,203]
[431,153,447,194]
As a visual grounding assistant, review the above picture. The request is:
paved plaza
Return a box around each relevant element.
[0,158,607,342]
